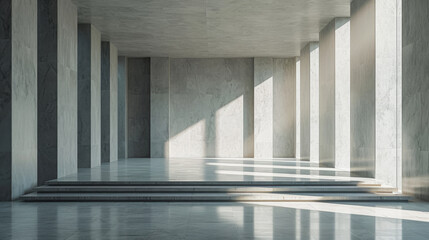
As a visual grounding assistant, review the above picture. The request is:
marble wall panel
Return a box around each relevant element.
[109,44,118,162]
[254,58,273,158]
[10,0,38,199]
[169,58,253,158]
[273,58,296,158]
[150,57,170,158]
[127,58,150,158]
[117,56,127,159]
[101,42,110,163]
[402,0,429,199]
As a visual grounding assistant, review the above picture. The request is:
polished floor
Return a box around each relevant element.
[2,201,429,239]
[55,158,379,184]
[4,158,425,239]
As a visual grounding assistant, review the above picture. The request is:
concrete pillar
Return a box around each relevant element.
[118,56,128,159]
[300,42,319,162]
[127,58,150,158]
[402,0,428,199]
[37,0,78,184]
[254,58,273,158]
[351,0,399,187]
[319,18,350,170]
[101,42,118,163]
[77,24,101,168]
[273,59,296,158]
[295,57,301,159]
[150,58,170,158]
[0,0,37,200]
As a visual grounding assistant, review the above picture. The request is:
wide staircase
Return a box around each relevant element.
[21,180,411,202]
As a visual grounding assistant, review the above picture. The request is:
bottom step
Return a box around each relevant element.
[21,192,411,202]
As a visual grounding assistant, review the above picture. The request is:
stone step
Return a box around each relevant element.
[45,180,381,187]
[20,192,411,202]
[35,185,396,194]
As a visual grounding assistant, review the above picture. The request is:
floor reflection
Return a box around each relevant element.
[1,201,429,239]
[57,158,378,184]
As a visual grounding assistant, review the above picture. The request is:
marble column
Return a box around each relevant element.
[150,57,170,158]
[351,0,399,187]
[300,42,319,162]
[101,42,118,163]
[402,0,428,199]
[127,58,150,158]
[118,56,128,159]
[254,58,273,158]
[319,18,350,170]
[37,0,78,185]
[78,24,101,168]
[0,0,37,200]
[273,58,296,158]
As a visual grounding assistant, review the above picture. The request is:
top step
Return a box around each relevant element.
[46,180,381,187]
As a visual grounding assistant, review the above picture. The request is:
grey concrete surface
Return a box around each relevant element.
[117,57,127,159]
[77,24,101,168]
[169,58,253,158]
[0,0,38,200]
[319,18,350,170]
[402,0,429,200]
[127,58,150,158]
[70,0,351,58]
[37,0,78,185]
[150,57,170,158]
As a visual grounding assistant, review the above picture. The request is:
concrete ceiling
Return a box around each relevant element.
[72,0,351,58]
